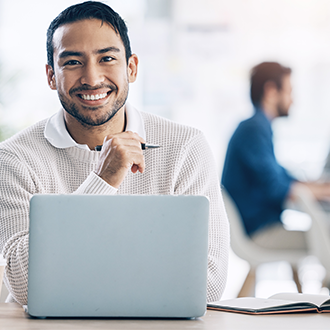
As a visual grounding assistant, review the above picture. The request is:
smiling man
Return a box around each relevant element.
[46,16,144,188]
[0,1,229,305]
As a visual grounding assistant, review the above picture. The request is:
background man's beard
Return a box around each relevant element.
[58,88,128,127]
[277,104,289,117]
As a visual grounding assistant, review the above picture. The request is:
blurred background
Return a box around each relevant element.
[1,0,330,299]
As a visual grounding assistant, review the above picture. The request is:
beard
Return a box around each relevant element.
[277,103,290,117]
[58,82,129,127]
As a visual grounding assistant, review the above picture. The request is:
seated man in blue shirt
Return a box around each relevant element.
[222,62,330,249]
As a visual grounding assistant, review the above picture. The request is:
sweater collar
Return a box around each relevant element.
[44,103,146,150]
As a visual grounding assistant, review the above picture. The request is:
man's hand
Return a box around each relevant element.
[291,181,330,202]
[95,131,146,188]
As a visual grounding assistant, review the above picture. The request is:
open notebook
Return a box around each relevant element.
[208,292,330,314]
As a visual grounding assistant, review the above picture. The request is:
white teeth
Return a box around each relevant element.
[81,93,108,101]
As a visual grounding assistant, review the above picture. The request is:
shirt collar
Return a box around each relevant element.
[255,106,274,123]
[44,103,146,150]
[254,107,273,135]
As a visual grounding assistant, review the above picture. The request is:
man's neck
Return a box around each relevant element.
[260,100,278,120]
[63,107,126,150]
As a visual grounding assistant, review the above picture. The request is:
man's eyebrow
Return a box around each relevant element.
[96,47,121,54]
[59,51,83,59]
[58,47,121,59]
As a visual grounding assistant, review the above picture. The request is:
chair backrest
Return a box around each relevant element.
[294,186,330,279]
[221,188,305,267]
[221,188,270,267]
[221,189,254,252]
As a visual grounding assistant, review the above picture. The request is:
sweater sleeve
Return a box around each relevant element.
[74,171,118,195]
[0,150,35,305]
[174,133,229,303]
[0,150,116,305]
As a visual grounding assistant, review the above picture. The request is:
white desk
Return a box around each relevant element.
[1,303,330,330]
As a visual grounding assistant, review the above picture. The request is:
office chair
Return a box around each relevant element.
[294,185,330,288]
[222,188,307,297]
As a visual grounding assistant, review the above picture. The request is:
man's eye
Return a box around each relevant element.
[101,56,114,62]
[64,60,81,66]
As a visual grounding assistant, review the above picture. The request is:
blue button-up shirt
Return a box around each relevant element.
[221,109,295,235]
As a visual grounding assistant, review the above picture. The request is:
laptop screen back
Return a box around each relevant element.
[27,194,209,318]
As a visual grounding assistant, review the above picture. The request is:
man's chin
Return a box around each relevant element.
[277,108,290,117]
[73,114,113,127]
[60,93,127,127]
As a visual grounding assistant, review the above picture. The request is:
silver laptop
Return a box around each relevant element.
[27,194,209,318]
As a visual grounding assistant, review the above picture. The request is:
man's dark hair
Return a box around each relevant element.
[250,62,292,108]
[46,1,132,68]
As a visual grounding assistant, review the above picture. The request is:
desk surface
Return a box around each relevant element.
[1,303,330,330]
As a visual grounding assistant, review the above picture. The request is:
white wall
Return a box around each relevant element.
[1,0,330,177]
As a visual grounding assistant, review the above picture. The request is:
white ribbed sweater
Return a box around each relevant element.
[0,111,229,305]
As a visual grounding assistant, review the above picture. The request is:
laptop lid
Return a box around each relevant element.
[27,194,209,318]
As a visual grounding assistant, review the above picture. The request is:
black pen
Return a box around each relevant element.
[95,143,161,151]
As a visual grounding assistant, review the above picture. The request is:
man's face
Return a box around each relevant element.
[46,19,137,127]
[276,74,293,117]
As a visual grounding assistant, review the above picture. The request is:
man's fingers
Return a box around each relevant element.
[126,150,145,174]
[103,131,145,149]
[131,164,139,174]
[95,131,146,188]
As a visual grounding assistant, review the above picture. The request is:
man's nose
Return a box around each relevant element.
[80,62,104,86]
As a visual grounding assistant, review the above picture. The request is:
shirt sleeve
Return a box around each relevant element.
[236,123,294,203]
[174,133,230,303]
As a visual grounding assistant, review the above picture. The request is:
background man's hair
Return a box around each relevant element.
[250,62,292,108]
[46,1,132,68]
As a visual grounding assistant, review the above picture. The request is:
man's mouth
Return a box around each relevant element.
[78,92,108,101]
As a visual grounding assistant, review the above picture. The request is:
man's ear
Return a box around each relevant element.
[263,80,279,102]
[127,54,138,83]
[46,64,57,90]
